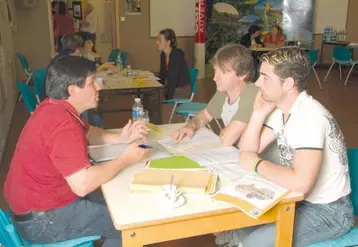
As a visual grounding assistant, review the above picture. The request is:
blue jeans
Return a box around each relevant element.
[225,195,355,247]
[13,191,121,247]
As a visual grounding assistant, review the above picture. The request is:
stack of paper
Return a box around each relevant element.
[88,143,129,163]
[130,168,218,194]
[147,156,206,170]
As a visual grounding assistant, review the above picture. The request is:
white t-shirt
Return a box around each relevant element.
[81,11,98,34]
[265,91,351,204]
[221,97,240,126]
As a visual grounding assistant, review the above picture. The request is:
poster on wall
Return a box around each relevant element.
[205,0,314,62]
[72,1,82,20]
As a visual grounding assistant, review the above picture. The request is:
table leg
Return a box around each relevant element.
[122,229,143,247]
[275,202,296,247]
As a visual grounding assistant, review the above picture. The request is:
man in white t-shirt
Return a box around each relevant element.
[222,47,354,247]
[172,44,258,146]
[80,3,98,49]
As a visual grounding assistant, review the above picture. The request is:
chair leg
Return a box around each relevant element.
[344,64,356,86]
[168,103,178,124]
[324,62,335,82]
[339,64,342,80]
[185,115,191,122]
[312,67,322,90]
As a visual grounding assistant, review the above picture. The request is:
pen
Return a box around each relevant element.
[139,144,153,149]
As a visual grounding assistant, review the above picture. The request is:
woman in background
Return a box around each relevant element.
[53,2,75,51]
[157,28,191,100]
[264,25,285,47]
[240,25,264,49]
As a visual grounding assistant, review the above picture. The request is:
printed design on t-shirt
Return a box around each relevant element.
[325,114,348,166]
[276,130,294,168]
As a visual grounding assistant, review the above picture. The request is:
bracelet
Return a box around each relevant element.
[252,158,262,173]
[254,159,263,174]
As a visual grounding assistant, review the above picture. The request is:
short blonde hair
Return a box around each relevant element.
[261,47,310,91]
[212,44,253,82]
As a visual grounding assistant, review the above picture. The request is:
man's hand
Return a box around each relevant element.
[119,120,148,143]
[120,142,151,165]
[171,125,195,142]
[253,92,276,117]
[239,151,260,172]
[99,62,116,71]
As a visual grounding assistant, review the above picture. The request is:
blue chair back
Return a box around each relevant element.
[33,69,47,102]
[108,49,128,67]
[189,68,199,94]
[348,148,358,215]
[16,53,31,72]
[307,49,319,66]
[108,49,119,63]
[333,47,351,61]
[0,210,24,246]
[16,82,37,113]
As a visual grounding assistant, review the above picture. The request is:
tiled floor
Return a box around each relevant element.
[1,67,358,246]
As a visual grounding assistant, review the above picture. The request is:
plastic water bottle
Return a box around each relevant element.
[116,53,123,70]
[132,98,143,121]
[126,65,132,76]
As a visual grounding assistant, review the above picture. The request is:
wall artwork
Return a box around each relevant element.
[205,0,314,61]
[72,1,82,20]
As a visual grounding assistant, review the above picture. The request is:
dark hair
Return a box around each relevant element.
[58,2,67,15]
[46,56,96,100]
[76,31,93,46]
[159,28,177,48]
[212,44,254,82]
[51,1,58,9]
[60,34,83,54]
[261,47,311,92]
[248,25,261,35]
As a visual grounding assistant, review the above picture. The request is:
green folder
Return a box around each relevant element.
[148,156,206,170]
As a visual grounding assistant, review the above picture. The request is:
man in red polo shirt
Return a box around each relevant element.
[3,56,149,247]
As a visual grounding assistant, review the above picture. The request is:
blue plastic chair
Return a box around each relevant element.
[108,49,128,67]
[307,147,358,247]
[324,47,358,86]
[16,82,38,114]
[16,53,33,84]
[162,68,199,123]
[0,209,101,247]
[32,69,47,103]
[307,49,322,89]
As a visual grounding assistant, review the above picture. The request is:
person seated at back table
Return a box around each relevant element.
[172,44,258,146]
[157,28,191,100]
[240,25,264,49]
[4,56,149,247]
[264,25,285,48]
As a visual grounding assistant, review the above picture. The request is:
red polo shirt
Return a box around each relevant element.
[3,98,91,214]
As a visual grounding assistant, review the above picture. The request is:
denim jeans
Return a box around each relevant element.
[13,191,121,247]
[81,109,104,128]
[216,195,355,247]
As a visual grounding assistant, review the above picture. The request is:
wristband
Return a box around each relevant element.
[254,159,263,174]
[252,158,262,173]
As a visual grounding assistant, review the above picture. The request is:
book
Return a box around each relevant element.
[147,156,206,170]
[211,175,289,219]
[130,169,218,195]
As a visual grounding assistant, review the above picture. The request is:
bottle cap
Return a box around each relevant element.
[135,98,141,102]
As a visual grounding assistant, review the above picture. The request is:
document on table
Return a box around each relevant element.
[88,143,129,163]
[206,162,247,180]
[157,129,221,153]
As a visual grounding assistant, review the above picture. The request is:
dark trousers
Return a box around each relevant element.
[13,191,122,247]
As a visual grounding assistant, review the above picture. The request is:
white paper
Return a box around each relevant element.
[88,143,129,162]
[157,129,221,153]
[206,163,247,180]
[185,146,239,166]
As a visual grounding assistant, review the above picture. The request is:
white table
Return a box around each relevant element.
[101,124,303,247]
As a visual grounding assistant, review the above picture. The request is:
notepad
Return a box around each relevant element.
[88,143,128,163]
[147,156,206,170]
[212,175,289,219]
[130,169,218,194]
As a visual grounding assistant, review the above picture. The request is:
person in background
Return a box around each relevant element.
[4,56,149,247]
[157,28,191,100]
[264,25,285,48]
[51,1,58,15]
[240,25,264,49]
[172,44,258,146]
[53,2,75,52]
[80,3,98,52]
